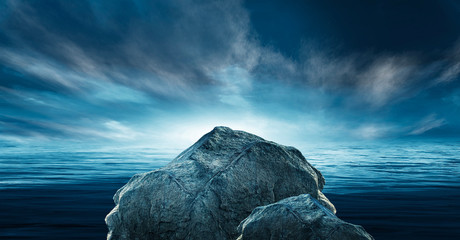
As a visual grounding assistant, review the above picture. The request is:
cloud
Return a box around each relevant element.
[300,48,451,108]
[356,56,417,107]
[103,120,139,140]
[409,114,446,135]
[0,48,94,92]
[212,66,253,107]
[437,42,460,83]
[0,114,144,143]
[354,124,395,139]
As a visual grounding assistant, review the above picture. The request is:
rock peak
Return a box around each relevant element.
[211,126,233,133]
[204,126,237,141]
[170,126,265,165]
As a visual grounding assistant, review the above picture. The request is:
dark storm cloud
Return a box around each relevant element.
[0,0,262,98]
[0,0,459,143]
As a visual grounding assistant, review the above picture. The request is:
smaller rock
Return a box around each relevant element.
[237,194,374,240]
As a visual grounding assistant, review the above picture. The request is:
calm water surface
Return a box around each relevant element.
[1,140,459,239]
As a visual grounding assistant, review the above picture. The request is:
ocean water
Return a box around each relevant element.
[0,140,459,239]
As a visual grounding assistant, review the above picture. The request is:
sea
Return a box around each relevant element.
[1,139,459,239]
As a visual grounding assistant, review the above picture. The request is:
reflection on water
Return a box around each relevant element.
[0,140,459,239]
[300,141,460,194]
[0,145,178,188]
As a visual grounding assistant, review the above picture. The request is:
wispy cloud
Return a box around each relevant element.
[437,42,460,83]
[354,124,395,139]
[300,49,451,108]
[410,114,446,135]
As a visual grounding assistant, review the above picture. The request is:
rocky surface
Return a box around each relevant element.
[237,194,374,240]
[106,126,335,240]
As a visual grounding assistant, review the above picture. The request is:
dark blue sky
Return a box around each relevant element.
[0,0,459,147]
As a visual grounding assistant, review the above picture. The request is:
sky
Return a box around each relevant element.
[0,0,459,148]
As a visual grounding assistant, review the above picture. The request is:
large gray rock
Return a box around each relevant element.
[106,126,335,240]
[237,194,374,240]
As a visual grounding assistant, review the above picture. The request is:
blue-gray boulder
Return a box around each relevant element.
[237,194,373,240]
[106,126,335,240]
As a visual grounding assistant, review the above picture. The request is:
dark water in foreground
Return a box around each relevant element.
[1,141,459,239]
